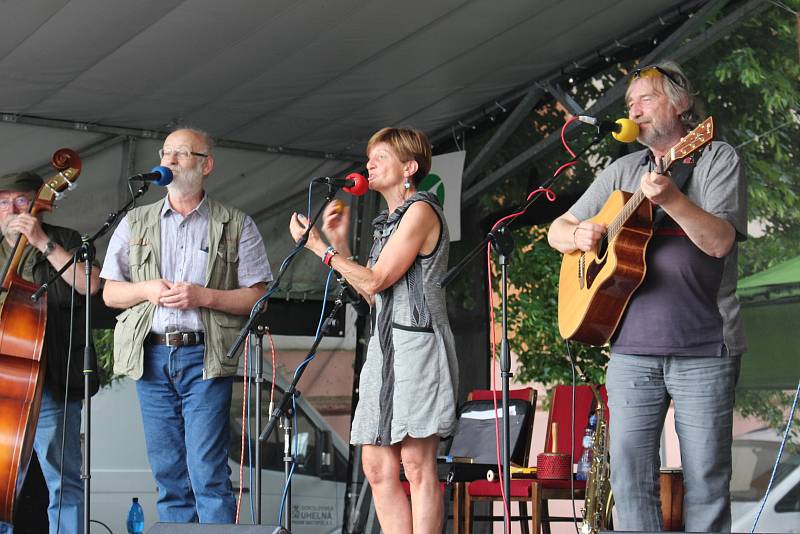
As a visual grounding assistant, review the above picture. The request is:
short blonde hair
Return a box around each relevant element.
[367,127,432,186]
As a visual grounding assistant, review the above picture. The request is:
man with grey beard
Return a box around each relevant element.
[101,127,272,523]
[548,62,746,532]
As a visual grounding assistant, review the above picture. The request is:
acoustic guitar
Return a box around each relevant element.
[557,117,714,346]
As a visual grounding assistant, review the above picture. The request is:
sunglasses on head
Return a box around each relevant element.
[629,65,685,88]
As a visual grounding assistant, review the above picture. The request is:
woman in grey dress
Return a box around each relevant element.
[290,127,458,533]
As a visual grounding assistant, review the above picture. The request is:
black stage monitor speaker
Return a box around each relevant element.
[148,525,289,534]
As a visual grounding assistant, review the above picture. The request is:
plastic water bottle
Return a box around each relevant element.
[126,497,145,534]
[575,414,597,480]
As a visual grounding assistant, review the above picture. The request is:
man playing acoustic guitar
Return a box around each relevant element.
[548,61,747,532]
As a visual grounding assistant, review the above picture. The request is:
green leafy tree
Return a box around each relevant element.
[684,2,800,276]
[94,328,120,388]
[466,2,800,412]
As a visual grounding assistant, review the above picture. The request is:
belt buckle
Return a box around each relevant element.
[165,331,184,346]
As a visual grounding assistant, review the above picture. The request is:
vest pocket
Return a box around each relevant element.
[129,243,153,282]
[209,310,244,376]
[211,244,239,289]
[113,306,142,376]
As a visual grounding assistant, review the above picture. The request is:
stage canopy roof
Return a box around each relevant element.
[0,0,760,297]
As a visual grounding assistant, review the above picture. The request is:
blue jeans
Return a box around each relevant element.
[606,353,740,532]
[136,344,235,523]
[0,387,83,534]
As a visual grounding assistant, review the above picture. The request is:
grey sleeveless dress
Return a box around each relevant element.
[350,192,459,446]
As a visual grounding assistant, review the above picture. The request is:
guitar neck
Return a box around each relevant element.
[606,151,677,240]
[603,117,714,241]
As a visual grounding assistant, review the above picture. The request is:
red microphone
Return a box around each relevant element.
[315,173,369,196]
[343,173,369,196]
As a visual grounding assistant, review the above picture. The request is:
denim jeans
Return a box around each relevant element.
[0,387,84,534]
[606,353,740,532]
[136,343,235,523]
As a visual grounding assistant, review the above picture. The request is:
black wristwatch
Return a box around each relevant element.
[41,240,55,257]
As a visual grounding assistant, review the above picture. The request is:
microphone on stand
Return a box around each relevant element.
[315,173,369,196]
[577,116,640,143]
[128,166,173,186]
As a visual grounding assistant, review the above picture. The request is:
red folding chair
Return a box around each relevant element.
[463,385,608,534]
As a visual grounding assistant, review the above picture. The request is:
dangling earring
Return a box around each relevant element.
[403,180,411,190]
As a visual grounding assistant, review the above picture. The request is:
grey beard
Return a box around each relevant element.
[167,166,205,196]
[640,115,683,150]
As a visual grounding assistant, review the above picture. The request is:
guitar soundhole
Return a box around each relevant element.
[586,235,609,289]
[597,235,608,259]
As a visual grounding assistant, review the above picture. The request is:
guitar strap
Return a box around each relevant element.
[652,151,698,228]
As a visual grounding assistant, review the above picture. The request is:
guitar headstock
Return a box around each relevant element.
[667,117,714,168]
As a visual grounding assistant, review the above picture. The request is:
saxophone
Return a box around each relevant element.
[579,385,613,534]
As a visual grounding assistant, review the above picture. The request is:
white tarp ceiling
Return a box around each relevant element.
[0,0,695,296]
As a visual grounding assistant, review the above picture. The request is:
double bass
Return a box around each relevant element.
[0,149,81,522]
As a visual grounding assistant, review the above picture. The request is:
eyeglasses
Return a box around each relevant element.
[0,196,32,211]
[629,65,685,89]
[158,147,209,160]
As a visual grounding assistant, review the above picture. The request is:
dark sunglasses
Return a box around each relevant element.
[629,65,685,88]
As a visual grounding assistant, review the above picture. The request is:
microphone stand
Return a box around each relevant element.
[251,323,266,524]
[261,286,347,531]
[440,130,604,531]
[226,181,339,360]
[226,181,343,525]
[32,183,151,534]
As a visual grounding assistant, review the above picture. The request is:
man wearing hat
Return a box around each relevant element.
[0,171,101,534]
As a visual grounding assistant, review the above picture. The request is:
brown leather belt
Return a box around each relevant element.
[147,331,205,347]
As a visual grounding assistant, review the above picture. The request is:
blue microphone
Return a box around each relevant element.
[128,165,173,186]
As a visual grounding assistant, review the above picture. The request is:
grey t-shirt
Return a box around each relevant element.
[568,141,747,356]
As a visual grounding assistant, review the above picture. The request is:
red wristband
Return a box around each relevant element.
[322,246,338,267]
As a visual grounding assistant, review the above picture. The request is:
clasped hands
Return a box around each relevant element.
[143,279,207,309]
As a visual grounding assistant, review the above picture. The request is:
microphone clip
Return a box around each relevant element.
[334,273,370,317]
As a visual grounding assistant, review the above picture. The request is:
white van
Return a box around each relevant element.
[89,371,349,533]
[730,427,800,533]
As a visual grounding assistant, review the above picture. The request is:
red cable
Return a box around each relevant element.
[553,115,581,177]
[486,242,510,531]
[236,336,250,523]
[267,329,277,410]
[490,188,557,233]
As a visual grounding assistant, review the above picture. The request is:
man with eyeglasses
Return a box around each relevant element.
[101,127,272,523]
[0,171,101,534]
[548,61,746,532]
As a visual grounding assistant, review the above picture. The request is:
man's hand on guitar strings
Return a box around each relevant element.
[573,221,606,252]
